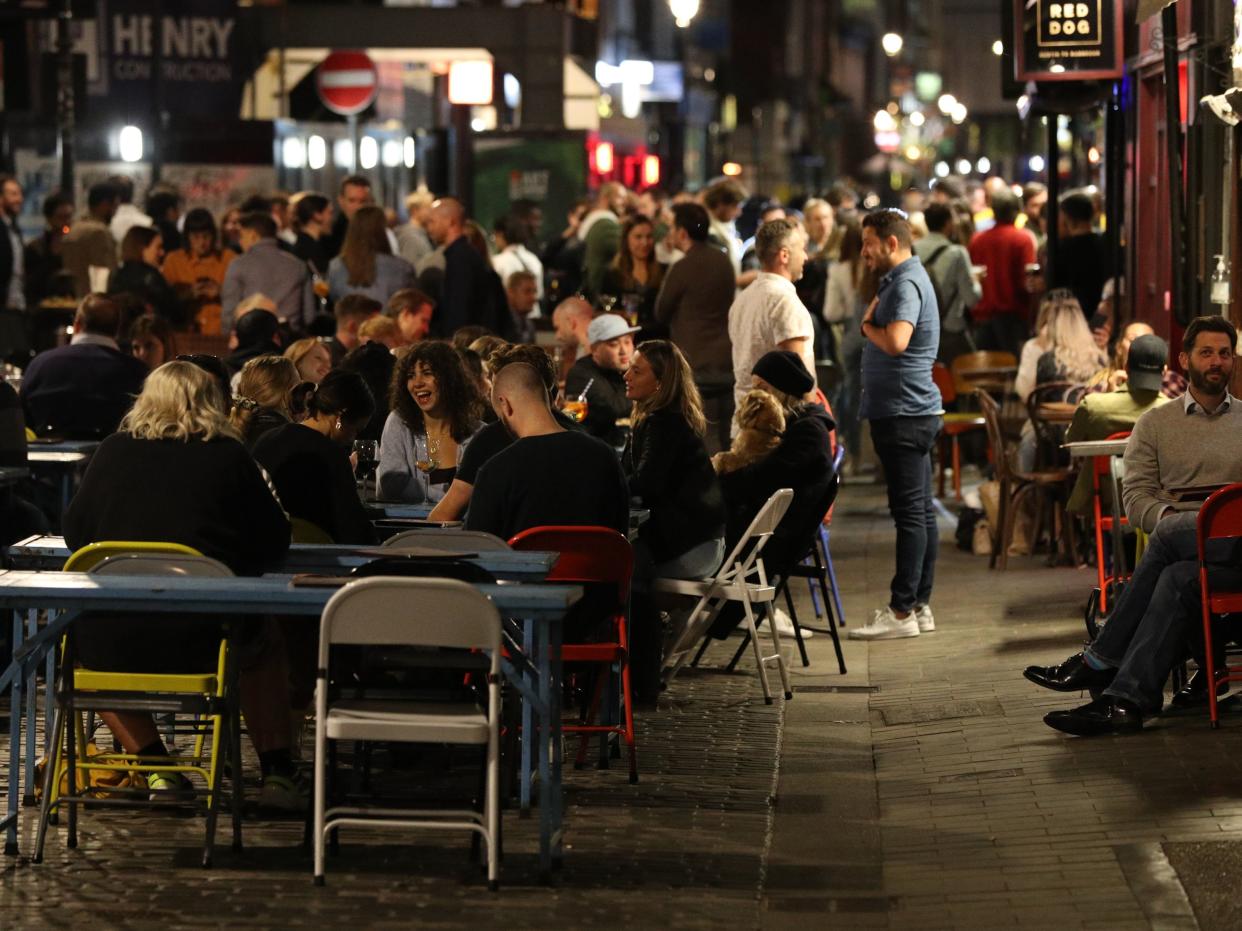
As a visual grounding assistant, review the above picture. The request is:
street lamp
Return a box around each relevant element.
[909,111,926,127]
[882,33,904,57]
[669,0,700,28]
[937,94,957,116]
[118,125,143,163]
[873,109,897,132]
[950,102,968,124]
[992,40,1004,56]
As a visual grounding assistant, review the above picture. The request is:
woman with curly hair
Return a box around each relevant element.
[376,340,484,502]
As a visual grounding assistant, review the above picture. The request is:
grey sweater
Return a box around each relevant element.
[1122,392,1242,532]
[376,410,478,504]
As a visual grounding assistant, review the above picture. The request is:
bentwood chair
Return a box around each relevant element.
[313,577,503,889]
[932,362,987,501]
[34,543,243,869]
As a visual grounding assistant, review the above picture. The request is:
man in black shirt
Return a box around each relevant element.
[564,313,638,450]
[428,344,577,522]
[1051,191,1111,320]
[466,362,628,543]
[290,193,332,276]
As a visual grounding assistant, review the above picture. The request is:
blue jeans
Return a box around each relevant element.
[870,414,942,613]
[1087,512,1242,711]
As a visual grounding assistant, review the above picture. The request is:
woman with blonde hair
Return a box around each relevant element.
[284,337,332,384]
[230,354,307,449]
[1034,291,1109,389]
[62,361,301,808]
[623,339,725,580]
[327,204,417,304]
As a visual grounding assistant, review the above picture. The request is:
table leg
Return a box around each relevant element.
[44,616,55,757]
[536,617,552,880]
[5,610,24,855]
[1107,456,1127,596]
[519,619,533,817]
[549,616,565,868]
[23,611,37,805]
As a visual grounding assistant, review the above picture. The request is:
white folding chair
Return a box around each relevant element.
[313,577,503,890]
[655,489,794,704]
[383,529,512,551]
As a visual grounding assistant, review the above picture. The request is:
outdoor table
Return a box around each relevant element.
[0,570,581,877]
[368,503,652,538]
[4,536,557,582]
[1064,437,1130,597]
[26,440,100,516]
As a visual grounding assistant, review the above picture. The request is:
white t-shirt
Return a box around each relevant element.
[492,244,545,301]
[727,271,815,416]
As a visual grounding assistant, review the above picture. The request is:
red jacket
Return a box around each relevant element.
[968,223,1036,323]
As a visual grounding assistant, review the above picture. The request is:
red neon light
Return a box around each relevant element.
[642,154,660,187]
[593,141,615,175]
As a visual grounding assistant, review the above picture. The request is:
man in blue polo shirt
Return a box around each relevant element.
[849,209,943,641]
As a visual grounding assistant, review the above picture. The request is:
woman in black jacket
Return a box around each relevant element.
[623,339,725,579]
[62,360,301,806]
[107,225,184,327]
[251,369,377,546]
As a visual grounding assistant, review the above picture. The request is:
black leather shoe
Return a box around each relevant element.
[1044,696,1144,736]
[1023,653,1116,693]
[1169,670,1229,710]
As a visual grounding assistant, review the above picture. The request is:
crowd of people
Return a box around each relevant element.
[0,159,1227,773]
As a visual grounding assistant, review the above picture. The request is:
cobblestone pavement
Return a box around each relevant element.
[7,479,1242,929]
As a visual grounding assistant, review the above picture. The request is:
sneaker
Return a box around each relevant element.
[847,606,920,641]
[914,604,935,633]
[771,606,813,640]
[147,771,194,802]
[259,773,309,813]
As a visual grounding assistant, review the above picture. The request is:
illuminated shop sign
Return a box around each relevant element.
[1014,0,1123,82]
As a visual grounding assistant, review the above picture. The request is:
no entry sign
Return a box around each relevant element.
[316,50,378,116]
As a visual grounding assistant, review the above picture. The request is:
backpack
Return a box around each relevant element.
[923,244,952,323]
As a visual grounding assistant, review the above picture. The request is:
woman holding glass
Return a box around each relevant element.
[161,208,237,335]
[376,341,483,503]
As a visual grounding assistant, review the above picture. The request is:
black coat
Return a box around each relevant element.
[435,237,516,339]
[20,342,148,439]
[564,355,631,449]
[718,404,837,575]
[108,261,185,327]
[623,408,724,564]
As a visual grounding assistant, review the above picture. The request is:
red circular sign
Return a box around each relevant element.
[316,50,378,116]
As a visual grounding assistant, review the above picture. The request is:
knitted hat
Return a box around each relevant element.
[752,350,814,397]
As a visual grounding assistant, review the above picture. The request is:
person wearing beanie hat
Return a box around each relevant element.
[708,353,836,641]
[851,208,942,642]
[1063,333,1172,516]
[752,349,815,398]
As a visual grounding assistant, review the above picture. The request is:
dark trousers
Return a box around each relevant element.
[870,415,942,613]
[1089,512,1242,711]
[697,377,735,458]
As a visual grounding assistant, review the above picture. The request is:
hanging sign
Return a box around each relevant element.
[1013,0,1124,82]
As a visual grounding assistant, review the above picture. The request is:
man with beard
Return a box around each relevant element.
[1025,315,1242,735]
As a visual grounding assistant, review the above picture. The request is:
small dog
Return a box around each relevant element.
[712,390,786,474]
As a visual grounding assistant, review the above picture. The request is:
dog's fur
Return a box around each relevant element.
[712,390,786,474]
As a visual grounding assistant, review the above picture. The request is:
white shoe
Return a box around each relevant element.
[915,604,935,633]
[771,606,813,639]
[847,606,920,641]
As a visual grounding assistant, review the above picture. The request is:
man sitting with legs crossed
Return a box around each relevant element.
[1025,315,1242,735]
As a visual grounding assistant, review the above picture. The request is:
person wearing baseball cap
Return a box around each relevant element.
[564,312,641,449]
[1064,333,1172,516]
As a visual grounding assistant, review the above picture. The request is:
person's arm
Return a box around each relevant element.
[220,263,242,332]
[859,298,914,355]
[230,449,293,570]
[626,416,679,502]
[375,413,427,503]
[1120,414,1167,532]
[1063,401,1092,444]
[653,262,685,325]
[956,248,983,307]
[427,478,473,522]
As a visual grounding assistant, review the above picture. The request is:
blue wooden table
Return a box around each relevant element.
[5,536,558,582]
[366,503,653,539]
[0,570,579,876]
[25,440,99,517]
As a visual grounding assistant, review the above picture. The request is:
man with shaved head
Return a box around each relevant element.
[466,362,628,544]
[424,196,513,339]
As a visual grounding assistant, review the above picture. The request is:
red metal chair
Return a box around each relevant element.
[507,526,638,782]
[932,362,986,501]
[1092,431,1131,613]
[1197,483,1242,728]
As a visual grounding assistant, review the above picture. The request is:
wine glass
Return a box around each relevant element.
[352,440,378,494]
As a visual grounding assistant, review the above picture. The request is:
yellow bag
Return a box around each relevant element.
[34,742,148,800]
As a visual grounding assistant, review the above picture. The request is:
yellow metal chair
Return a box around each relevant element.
[33,542,244,868]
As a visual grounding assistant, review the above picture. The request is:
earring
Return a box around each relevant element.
[335,420,342,431]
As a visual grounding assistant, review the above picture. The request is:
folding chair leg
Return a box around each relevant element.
[764,601,793,701]
[202,713,224,869]
[231,706,243,853]
[743,601,774,704]
[822,529,847,628]
[33,699,66,864]
[726,632,750,673]
[690,635,713,668]
[620,657,638,784]
[65,693,77,850]
[782,581,810,668]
